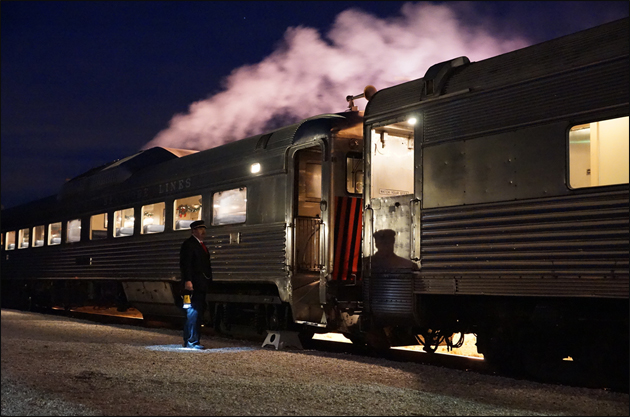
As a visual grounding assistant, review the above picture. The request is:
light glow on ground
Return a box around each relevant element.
[314,332,484,359]
[54,306,144,319]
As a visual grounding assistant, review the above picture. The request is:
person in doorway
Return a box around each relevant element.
[180,220,213,349]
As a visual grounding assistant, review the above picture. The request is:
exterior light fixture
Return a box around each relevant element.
[407,117,417,125]
[251,163,261,174]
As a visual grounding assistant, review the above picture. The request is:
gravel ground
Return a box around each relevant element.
[1,309,628,416]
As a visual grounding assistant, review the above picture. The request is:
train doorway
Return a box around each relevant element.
[290,146,326,325]
[364,117,420,325]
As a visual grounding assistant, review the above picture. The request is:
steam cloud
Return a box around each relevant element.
[143,2,529,151]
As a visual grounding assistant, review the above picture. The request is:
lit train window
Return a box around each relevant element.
[18,228,30,249]
[90,213,108,240]
[6,231,16,250]
[569,116,629,188]
[174,195,202,230]
[32,225,45,247]
[142,202,166,234]
[346,153,364,194]
[66,219,81,243]
[48,222,61,245]
[212,188,246,225]
[114,208,135,237]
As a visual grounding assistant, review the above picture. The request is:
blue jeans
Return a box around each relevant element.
[183,294,205,346]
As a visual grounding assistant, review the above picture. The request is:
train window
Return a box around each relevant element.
[212,188,246,225]
[6,231,16,250]
[18,228,30,249]
[48,222,61,245]
[66,219,81,243]
[142,202,166,234]
[346,153,364,194]
[114,208,135,237]
[569,116,629,188]
[90,213,108,240]
[370,121,414,198]
[32,225,45,247]
[174,195,202,230]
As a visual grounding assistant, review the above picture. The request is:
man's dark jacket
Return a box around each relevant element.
[180,236,212,293]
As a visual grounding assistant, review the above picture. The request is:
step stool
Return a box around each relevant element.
[262,330,303,350]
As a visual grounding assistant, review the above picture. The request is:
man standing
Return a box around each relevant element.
[180,220,212,349]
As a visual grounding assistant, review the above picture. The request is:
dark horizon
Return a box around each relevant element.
[2,1,628,210]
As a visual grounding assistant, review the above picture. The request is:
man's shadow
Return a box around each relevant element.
[368,229,418,271]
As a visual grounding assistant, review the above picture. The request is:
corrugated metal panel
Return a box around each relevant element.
[443,17,629,94]
[423,57,628,143]
[3,223,289,282]
[209,223,288,279]
[416,275,628,298]
[417,190,629,298]
[368,273,415,325]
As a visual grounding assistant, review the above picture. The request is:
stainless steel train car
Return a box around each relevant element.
[358,17,628,375]
[2,18,628,376]
[1,111,365,335]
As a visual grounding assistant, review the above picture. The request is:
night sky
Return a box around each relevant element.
[2,1,628,209]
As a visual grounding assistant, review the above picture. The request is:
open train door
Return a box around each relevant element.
[362,116,421,326]
[287,144,328,327]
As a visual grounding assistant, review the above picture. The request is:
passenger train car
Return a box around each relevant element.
[2,18,628,376]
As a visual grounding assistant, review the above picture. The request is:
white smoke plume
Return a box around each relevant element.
[144,2,528,151]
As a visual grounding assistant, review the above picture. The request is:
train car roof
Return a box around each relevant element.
[124,111,362,189]
[365,17,629,121]
[57,147,198,200]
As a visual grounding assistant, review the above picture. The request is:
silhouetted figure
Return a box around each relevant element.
[369,229,418,271]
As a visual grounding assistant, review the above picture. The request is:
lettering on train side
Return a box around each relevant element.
[136,187,150,199]
[159,178,192,194]
[101,178,193,206]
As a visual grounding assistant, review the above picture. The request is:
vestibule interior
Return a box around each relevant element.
[294,147,322,273]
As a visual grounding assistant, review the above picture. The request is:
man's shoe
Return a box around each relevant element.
[185,343,205,350]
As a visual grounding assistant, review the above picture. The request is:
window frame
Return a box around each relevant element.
[114,207,135,238]
[6,231,17,250]
[141,201,166,234]
[32,225,45,248]
[18,227,30,249]
[173,195,203,231]
[66,219,82,243]
[48,222,62,246]
[568,115,629,189]
[212,187,247,226]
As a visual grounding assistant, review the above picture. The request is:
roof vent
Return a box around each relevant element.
[422,56,470,98]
